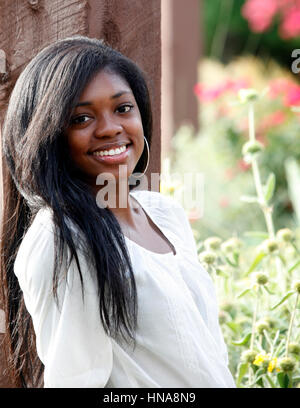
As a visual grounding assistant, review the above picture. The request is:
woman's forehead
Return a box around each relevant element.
[78,70,133,101]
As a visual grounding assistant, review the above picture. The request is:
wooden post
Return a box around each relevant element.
[161,0,201,160]
[0,0,161,388]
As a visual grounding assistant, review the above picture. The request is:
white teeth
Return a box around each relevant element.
[93,145,127,157]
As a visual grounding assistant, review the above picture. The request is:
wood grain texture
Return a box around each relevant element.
[0,0,88,119]
[0,0,88,388]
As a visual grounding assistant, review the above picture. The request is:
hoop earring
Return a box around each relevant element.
[130,136,150,179]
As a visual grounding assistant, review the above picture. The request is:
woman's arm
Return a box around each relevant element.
[14,215,113,388]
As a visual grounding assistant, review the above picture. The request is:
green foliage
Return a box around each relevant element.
[162,81,300,387]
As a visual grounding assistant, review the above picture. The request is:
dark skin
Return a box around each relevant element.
[66,70,175,255]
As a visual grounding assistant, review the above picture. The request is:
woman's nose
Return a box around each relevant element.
[94,114,122,138]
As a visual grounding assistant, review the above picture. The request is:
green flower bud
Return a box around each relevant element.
[292,280,300,294]
[204,237,222,251]
[276,228,294,242]
[199,250,217,265]
[220,301,235,314]
[255,320,270,335]
[242,140,264,156]
[241,349,257,364]
[263,316,276,329]
[221,237,242,253]
[279,357,296,373]
[288,343,300,356]
[253,272,268,285]
[263,238,279,253]
[238,88,259,103]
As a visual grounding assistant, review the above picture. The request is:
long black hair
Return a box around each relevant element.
[0,35,152,387]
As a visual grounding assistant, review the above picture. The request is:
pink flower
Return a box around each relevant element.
[237,159,251,172]
[268,78,295,99]
[219,197,230,208]
[194,84,223,102]
[284,84,300,106]
[258,110,286,131]
[194,79,250,103]
[188,208,201,223]
[280,7,300,39]
[224,168,236,181]
[242,0,279,32]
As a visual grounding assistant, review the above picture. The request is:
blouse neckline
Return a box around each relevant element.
[125,191,177,257]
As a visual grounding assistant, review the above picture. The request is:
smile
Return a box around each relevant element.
[92,145,127,157]
[90,144,131,164]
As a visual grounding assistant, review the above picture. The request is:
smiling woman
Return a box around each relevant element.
[0,36,236,388]
[65,70,144,195]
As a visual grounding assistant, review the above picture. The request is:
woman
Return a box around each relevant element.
[0,36,235,388]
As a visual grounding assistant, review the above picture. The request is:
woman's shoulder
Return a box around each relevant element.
[130,189,189,231]
[14,207,57,289]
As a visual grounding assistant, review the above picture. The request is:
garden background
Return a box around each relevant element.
[160,0,300,388]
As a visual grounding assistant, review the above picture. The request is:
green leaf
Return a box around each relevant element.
[277,372,289,388]
[232,332,251,346]
[271,291,296,310]
[237,288,252,299]
[277,253,287,266]
[265,374,276,388]
[240,195,259,204]
[224,256,238,267]
[274,339,285,357]
[244,252,266,276]
[225,321,240,333]
[244,231,269,240]
[262,285,276,295]
[236,362,248,387]
[288,259,300,274]
[264,173,276,203]
[233,251,240,266]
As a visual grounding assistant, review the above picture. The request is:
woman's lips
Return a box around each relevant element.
[90,144,130,164]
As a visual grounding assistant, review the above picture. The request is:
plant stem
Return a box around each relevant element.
[252,161,276,238]
[247,102,275,238]
[285,292,299,357]
[248,102,256,142]
[265,374,276,388]
[247,101,283,284]
[250,286,260,351]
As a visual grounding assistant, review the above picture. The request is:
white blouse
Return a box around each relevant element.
[14,189,236,388]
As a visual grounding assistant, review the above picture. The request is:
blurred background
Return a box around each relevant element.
[162,0,300,241]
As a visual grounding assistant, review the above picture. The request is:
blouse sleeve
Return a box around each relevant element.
[14,214,113,388]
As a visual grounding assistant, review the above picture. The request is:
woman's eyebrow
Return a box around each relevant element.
[75,91,132,108]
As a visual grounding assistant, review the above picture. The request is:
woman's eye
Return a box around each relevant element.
[70,115,90,125]
[117,104,133,114]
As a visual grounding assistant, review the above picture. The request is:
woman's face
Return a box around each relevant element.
[65,69,145,190]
